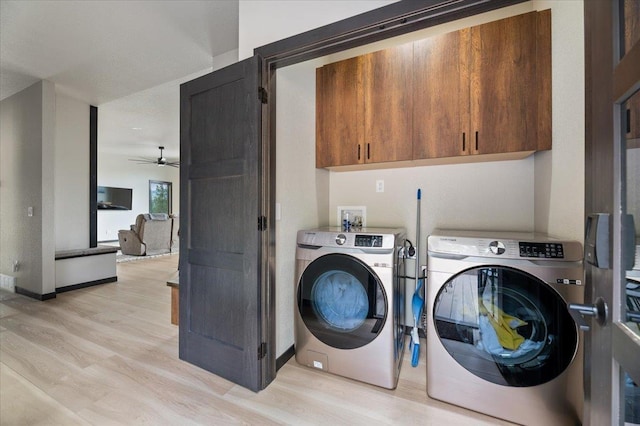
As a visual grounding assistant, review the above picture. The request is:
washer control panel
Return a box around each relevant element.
[297,227,405,251]
[519,242,564,258]
[355,234,383,247]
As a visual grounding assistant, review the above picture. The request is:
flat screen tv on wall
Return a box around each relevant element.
[97,186,133,210]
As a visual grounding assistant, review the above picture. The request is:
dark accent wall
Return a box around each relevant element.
[90,105,97,247]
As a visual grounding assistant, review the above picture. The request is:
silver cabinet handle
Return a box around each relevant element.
[568,297,608,331]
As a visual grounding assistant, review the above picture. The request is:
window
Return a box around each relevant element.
[149,180,172,214]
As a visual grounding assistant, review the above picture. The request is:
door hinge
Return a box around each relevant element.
[258,342,267,360]
[258,87,268,104]
[258,215,267,231]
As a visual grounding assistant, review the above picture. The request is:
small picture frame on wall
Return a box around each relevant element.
[337,205,366,228]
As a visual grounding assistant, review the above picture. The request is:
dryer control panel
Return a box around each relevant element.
[519,242,564,258]
[427,229,583,262]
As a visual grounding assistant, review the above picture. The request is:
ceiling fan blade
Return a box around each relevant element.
[128,147,179,167]
[129,158,157,164]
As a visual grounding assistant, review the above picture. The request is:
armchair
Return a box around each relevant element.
[118,213,174,256]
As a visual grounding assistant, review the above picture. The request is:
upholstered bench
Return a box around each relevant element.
[55,245,118,292]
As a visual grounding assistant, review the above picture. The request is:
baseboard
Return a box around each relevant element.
[15,286,56,301]
[276,345,295,371]
[56,276,118,293]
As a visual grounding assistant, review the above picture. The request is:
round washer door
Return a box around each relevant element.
[433,265,578,387]
[298,253,387,350]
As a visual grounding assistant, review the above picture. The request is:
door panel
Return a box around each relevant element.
[179,55,269,392]
[621,85,640,424]
[585,1,640,424]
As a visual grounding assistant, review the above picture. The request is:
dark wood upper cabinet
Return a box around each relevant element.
[471,11,541,155]
[316,57,363,168]
[414,10,551,160]
[362,44,414,164]
[318,10,552,169]
[413,29,471,159]
[316,44,413,168]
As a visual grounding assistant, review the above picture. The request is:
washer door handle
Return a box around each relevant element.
[568,297,608,331]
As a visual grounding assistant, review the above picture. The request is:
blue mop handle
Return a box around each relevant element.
[415,189,421,290]
[412,188,422,367]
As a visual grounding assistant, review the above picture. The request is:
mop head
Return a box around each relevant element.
[410,326,420,367]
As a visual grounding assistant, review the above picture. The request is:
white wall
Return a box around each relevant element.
[275,63,330,357]
[533,0,585,241]
[0,80,56,296]
[240,1,585,357]
[97,151,179,241]
[238,1,396,61]
[55,93,90,250]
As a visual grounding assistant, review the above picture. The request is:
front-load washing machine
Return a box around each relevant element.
[295,227,406,389]
[426,230,584,425]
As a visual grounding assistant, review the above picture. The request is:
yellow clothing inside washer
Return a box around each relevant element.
[480,303,527,350]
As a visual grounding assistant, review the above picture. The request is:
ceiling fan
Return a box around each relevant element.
[129,146,179,168]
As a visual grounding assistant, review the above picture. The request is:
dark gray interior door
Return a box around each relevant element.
[179,55,269,392]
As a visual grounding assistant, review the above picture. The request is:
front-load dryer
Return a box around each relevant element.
[295,227,406,389]
[426,230,584,425]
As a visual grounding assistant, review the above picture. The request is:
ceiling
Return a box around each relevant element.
[0,0,240,159]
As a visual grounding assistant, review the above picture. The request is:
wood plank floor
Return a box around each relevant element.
[0,254,514,425]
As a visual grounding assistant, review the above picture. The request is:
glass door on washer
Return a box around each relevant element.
[433,266,577,387]
[298,253,387,350]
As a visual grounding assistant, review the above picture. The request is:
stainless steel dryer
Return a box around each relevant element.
[295,227,406,389]
[427,230,584,425]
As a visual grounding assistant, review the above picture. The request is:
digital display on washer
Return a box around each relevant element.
[355,234,383,247]
[519,242,564,258]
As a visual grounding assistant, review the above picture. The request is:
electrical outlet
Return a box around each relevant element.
[376,180,384,193]
[0,274,16,292]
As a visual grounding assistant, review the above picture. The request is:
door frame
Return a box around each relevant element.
[253,0,527,374]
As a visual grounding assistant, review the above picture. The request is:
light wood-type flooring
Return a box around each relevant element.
[0,254,514,425]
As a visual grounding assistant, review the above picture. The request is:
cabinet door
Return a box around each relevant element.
[363,43,414,163]
[470,11,543,154]
[413,29,471,159]
[316,57,364,168]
